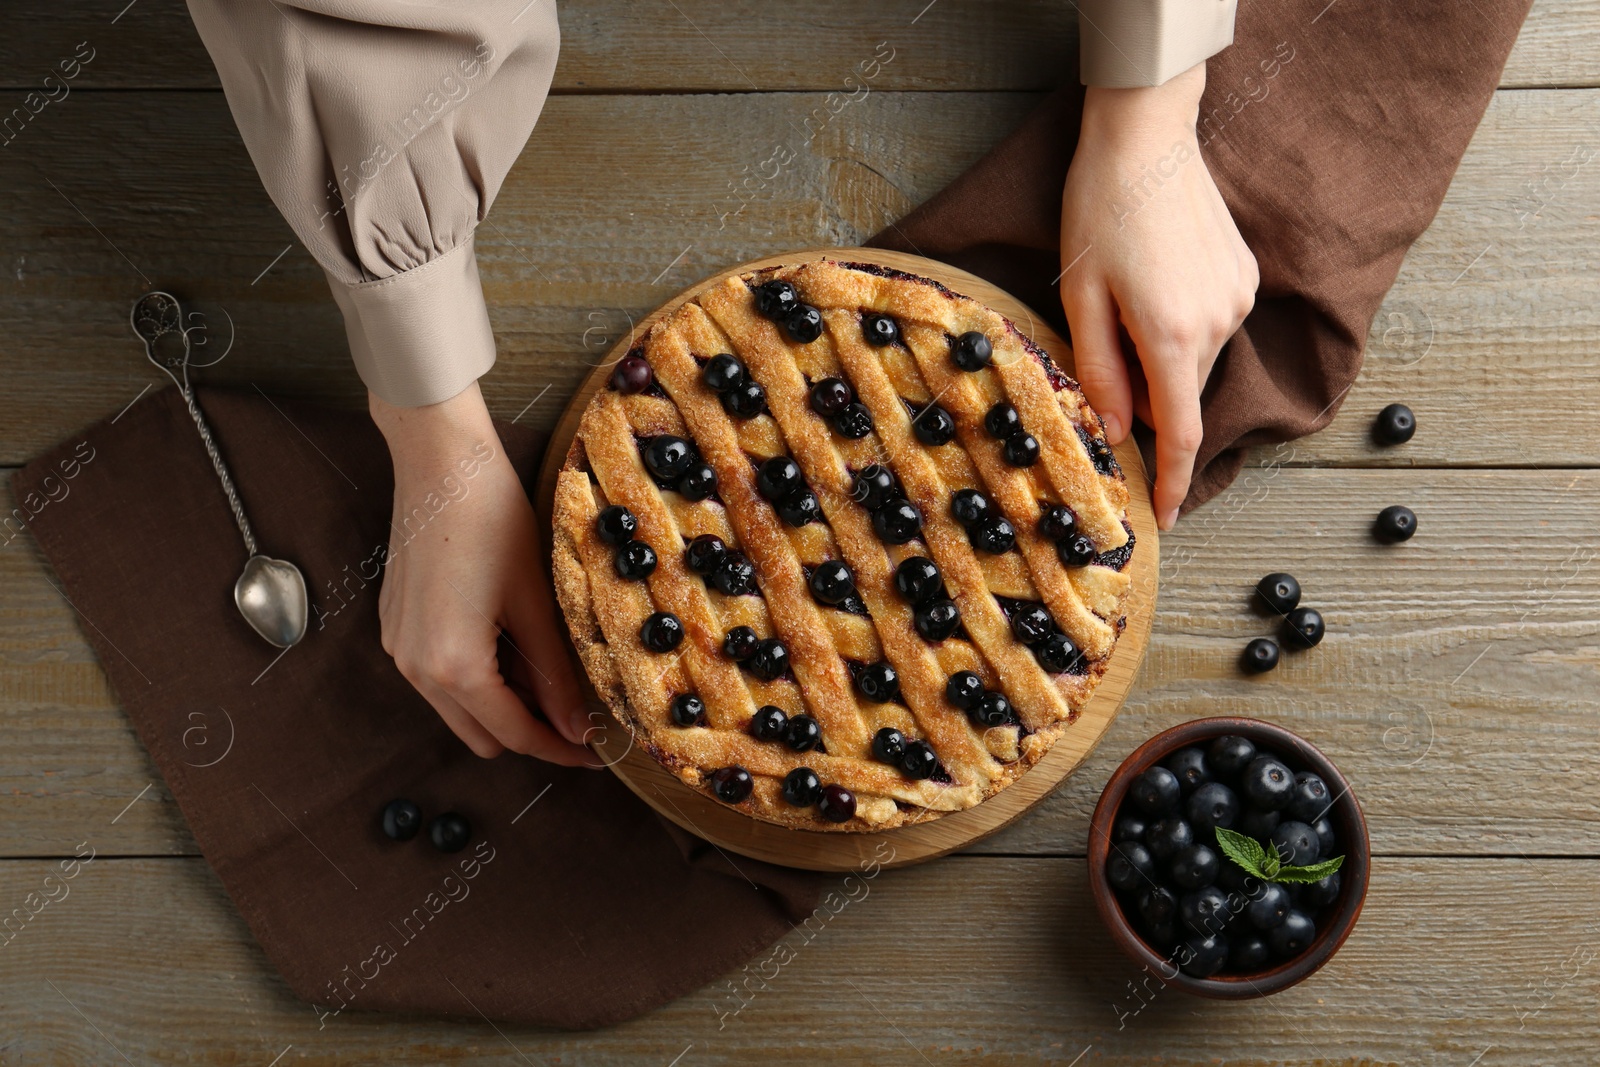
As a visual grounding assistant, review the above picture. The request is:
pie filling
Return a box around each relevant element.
[552,259,1134,830]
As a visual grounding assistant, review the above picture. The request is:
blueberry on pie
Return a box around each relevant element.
[553,259,1135,829]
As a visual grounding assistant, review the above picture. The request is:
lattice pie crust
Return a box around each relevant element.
[552,259,1133,831]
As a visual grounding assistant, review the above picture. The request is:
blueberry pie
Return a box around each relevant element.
[552,259,1135,830]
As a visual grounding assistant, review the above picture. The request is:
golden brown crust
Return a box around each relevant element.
[550,259,1132,831]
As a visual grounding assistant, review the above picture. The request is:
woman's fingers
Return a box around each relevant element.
[502,563,591,747]
[1142,339,1208,530]
[448,666,594,767]
[1061,285,1134,443]
[406,674,505,759]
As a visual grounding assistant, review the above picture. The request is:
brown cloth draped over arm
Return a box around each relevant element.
[12,0,1528,1030]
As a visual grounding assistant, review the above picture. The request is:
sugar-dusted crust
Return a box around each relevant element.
[550,259,1133,831]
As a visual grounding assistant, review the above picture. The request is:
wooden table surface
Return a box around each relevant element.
[2,2,1598,1063]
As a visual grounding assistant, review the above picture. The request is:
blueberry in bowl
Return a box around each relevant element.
[1087,717,1370,998]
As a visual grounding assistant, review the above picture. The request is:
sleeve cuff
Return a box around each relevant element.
[1077,0,1238,88]
[328,236,497,408]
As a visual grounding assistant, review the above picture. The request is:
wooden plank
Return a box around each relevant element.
[0,0,1591,92]
[1,89,1596,468]
[1,854,1595,1062]
[5,468,1598,859]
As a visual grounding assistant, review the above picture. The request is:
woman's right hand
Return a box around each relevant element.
[370,384,593,765]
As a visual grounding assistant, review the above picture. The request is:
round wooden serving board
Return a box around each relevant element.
[535,248,1158,871]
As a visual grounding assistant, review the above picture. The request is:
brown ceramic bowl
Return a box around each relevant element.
[1087,717,1370,998]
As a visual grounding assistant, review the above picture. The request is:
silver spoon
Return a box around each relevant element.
[131,292,309,648]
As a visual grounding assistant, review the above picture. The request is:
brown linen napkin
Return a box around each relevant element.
[872,0,1533,512]
[11,385,823,1030]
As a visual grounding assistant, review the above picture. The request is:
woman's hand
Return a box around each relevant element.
[1059,61,1259,529]
[370,383,592,765]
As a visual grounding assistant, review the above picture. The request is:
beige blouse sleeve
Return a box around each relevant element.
[185,0,560,407]
[1077,0,1238,88]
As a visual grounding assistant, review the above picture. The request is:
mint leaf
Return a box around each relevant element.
[1271,854,1345,884]
[1262,843,1282,880]
[1214,827,1267,879]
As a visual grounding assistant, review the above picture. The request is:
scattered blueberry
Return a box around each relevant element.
[701,353,745,393]
[872,499,923,544]
[783,714,821,752]
[670,694,705,727]
[614,540,658,581]
[595,505,637,546]
[1242,637,1281,673]
[819,784,857,823]
[723,626,759,661]
[380,799,422,841]
[640,612,684,653]
[1256,572,1301,615]
[684,534,726,575]
[862,313,899,346]
[748,639,790,681]
[1373,403,1416,446]
[1284,607,1325,648]
[610,355,652,395]
[951,331,993,371]
[711,766,754,804]
[894,556,943,604]
[429,812,472,853]
[809,377,853,417]
[782,767,822,806]
[1374,504,1417,543]
[855,661,900,702]
[749,704,786,741]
